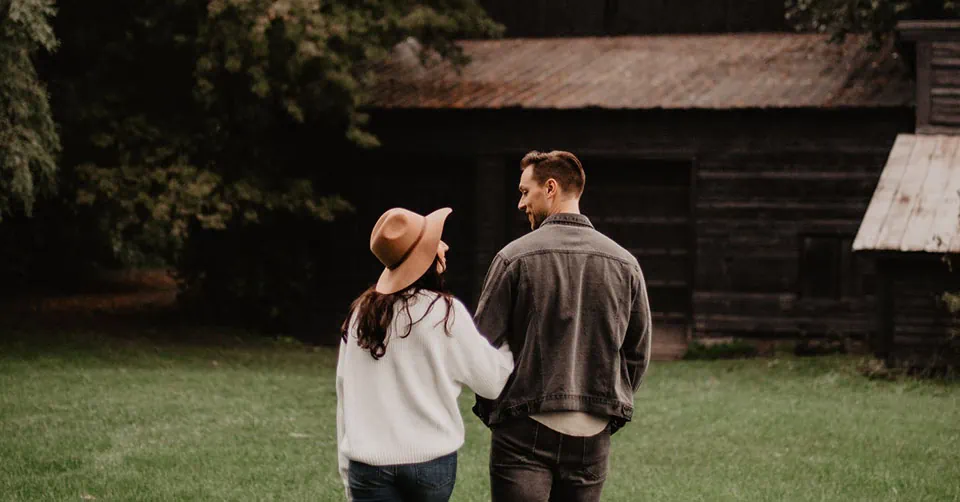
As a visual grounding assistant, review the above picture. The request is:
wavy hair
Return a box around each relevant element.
[341,256,454,360]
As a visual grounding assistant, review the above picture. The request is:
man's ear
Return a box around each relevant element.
[545,179,558,197]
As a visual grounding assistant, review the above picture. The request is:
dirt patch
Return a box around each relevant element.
[0,269,179,332]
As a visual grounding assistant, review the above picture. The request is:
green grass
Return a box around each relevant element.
[1,331,959,501]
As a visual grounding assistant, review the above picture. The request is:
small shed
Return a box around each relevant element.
[853,22,960,366]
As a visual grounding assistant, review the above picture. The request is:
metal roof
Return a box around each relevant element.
[854,134,960,254]
[369,33,912,110]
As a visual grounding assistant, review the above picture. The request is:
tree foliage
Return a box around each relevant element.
[785,0,960,46]
[196,0,500,148]
[0,0,60,221]
[4,0,502,331]
[47,0,501,267]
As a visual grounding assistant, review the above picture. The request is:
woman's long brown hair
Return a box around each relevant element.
[341,256,455,360]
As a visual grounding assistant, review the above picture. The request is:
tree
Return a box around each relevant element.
[41,0,501,265]
[0,0,60,221]
[785,0,960,47]
[26,0,502,332]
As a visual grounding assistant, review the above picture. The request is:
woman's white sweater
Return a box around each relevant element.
[336,292,514,488]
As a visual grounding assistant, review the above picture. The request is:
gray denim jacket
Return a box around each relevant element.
[472,213,652,435]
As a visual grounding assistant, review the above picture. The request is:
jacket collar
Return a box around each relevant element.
[541,213,594,229]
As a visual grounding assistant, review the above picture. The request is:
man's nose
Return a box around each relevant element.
[517,200,525,211]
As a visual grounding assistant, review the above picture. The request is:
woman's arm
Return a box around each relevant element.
[447,299,516,400]
[335,340,350,499]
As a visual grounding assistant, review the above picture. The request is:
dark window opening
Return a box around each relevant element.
[799,235,873,299]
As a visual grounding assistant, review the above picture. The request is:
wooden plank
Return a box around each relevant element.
[875,135,938,250]
[687,158,698,333]
[585,187,690,216]
[933,41,960,61]
[698,200,868,221]
[900,137,960,251]
[931,95,960,125]
[694,314,872,337]
[930,68,960,87]
[931,87,960,97]
[918,43,933,130]
[634,255,689,283]
[853,135,918,251]
[932,58,960,68]
[892,334,960,345]
[700,151,889,173]
[926,141,960,252]
[898,21,960,41]
[695,255,797,292]
[594,221,690,250]
[700,176,879,200]
[693,291,873,317]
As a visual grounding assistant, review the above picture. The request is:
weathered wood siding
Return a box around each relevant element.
[361,107,913,339]
[901,22,960,133]
[570,158,694,327]
[927,42,960,129]
[695,151,888,337]
[876,256,960,365]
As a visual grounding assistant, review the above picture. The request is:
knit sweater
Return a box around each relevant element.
[336,291,514,489]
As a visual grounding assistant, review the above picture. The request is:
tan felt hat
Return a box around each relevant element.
[369,207,452,294]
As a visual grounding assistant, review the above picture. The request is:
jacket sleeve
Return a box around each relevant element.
[624,265,653,393]
[448,300,516,400]
[473,253,517,348]
[335,340,351,499]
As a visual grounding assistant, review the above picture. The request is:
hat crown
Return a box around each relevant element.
[370,208,427,269]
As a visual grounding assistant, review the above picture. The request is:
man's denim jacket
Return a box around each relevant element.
[472,213,652,434]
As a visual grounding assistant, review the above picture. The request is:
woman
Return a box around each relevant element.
[336,207,514,502]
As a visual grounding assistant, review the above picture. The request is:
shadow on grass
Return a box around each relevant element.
[0,268,331,370]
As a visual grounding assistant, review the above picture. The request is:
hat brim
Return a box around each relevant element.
[375,207,452,294]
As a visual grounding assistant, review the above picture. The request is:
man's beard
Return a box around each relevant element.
[530,210,548,230]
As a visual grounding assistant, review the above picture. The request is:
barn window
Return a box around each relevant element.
[799,235,869,299]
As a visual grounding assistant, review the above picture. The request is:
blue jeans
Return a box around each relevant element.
[348,451,457,502]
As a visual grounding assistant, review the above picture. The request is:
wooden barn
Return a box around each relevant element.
[853,21,960,367]
[324,31,917,347]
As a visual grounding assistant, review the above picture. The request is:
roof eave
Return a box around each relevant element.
[897,20,960,41]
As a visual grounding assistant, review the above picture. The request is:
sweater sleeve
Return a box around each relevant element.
[335,339,350,499]
[448,299,515,400]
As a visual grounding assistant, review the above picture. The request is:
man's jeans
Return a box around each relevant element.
[347,452,457,502]
[490,416,611,502]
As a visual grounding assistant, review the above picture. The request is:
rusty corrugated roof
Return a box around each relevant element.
[854,134,960,254]
[368,33,912,110]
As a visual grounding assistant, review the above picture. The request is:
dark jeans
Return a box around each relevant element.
[347,451,457,502]
[490,416,611,502]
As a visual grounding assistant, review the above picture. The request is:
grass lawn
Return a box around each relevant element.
[1,331,959,501]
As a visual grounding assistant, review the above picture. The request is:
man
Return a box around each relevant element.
[473,150,653,502]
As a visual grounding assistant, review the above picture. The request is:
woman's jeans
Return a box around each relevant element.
[347,451,457,502]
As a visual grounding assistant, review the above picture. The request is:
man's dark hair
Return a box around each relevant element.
[520,150,586,197]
